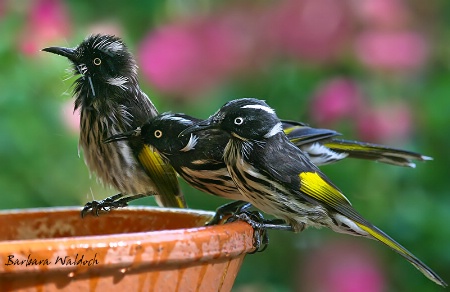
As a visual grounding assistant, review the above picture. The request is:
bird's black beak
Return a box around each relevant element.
[103,128,141,144]
[42,46,78,63]
[179,118,218,137]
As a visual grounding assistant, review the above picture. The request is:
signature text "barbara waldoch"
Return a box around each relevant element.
[5,253,99,267]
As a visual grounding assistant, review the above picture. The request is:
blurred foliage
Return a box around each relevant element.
[0,0,449,291]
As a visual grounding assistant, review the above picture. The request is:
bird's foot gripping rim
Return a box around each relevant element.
[206,200,252,226]
[226,211,270,253]
[225,210,295,253]
[80,193,147,218]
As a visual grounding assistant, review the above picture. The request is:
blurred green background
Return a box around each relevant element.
[0,0,449,291]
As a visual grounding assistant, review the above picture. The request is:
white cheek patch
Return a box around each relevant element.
[77,64,88,75]
[264,122,283,138]
[241,104,275,115]
[180,134,199,152]
[107,76,129,90]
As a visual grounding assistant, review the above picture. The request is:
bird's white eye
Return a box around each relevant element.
[234,117,244,125]
[154,130,162,138]
[93,58,102,65]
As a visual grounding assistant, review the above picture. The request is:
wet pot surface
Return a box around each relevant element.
[0,207,255,291]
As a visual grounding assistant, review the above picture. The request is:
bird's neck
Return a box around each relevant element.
[75,86,135,137]
[74,78,130,110]
[225,137,257,163]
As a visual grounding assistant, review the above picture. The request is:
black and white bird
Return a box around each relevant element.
[179,98,446,287]
[43,34,186,216]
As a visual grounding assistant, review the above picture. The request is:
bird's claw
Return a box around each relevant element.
[81,193,127,218]
[206,200,252,226]
[226,210,270,253]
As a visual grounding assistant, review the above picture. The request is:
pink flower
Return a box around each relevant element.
[299,239,386,292]
[351,0,410,29]
[355,30,428,72]
[0,1,5,19]
[60,100,80,134]
[139,24,211,98]
[20,0,71,57]
[356,101,412,143]
[266,0,352,62]
[310,78,365,126]
[139,18,251,99]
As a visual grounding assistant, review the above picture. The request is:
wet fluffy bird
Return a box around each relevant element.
[179,98,446,287]
[43,34,186,216]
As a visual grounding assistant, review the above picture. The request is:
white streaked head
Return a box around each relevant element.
[46,34,140,105]
[207,98,282,141]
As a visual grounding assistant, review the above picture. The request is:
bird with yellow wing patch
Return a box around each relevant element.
[181,98,446,287]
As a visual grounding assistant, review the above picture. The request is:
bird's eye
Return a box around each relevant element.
[154,130,163,138]
[234,117,244,125]
[93,58,102,66]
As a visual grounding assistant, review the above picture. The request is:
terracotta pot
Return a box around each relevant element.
[0,207,255,291]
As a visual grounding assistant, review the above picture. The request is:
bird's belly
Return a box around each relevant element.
[228,161,330,232]
[179,166,242,200]
[79,119,155,195]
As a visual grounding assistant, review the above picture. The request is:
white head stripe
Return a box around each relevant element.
[241,104,275,114]
[93,38,124,53]
[264,122,283,138]
[106,41,124,53]
[160,115,192,126]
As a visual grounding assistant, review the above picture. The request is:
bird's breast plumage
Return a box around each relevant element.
[79,106,157,195]
[223,137,333,232]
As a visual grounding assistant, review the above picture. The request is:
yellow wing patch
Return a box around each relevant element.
[299,172,351,207]
[138,145,186,208]
[282,126,298,136]
[323,141,378,152]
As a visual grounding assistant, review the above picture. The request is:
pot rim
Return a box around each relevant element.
[0,207,255,274]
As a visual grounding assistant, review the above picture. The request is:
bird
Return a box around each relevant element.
[104,112,431,205]
[179,98,446,287]
[43,34,186,217]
